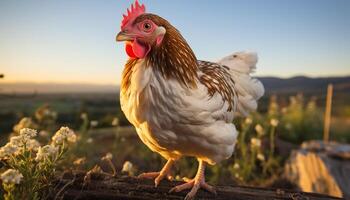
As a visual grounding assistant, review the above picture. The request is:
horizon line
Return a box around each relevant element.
[1,74,350,85]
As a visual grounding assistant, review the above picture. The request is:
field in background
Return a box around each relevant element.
[0,78,350,188]
[1,75,350,135]
[1,89,349,143]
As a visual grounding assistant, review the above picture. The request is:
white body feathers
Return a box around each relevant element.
[120,51,264,165]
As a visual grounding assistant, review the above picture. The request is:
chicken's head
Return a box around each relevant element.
[116,0,166,59]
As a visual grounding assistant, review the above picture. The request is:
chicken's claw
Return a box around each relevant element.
[138,172,160,179]
[169,178,216,200]
[169,160,216,200]
[138,172,164,187]
[138,159,174,187]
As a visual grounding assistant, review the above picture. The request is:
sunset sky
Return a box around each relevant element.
[0,0,349,85]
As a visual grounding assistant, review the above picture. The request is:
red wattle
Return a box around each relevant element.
[125,43,137,58]
[132,39,150,59]
[124,39,150,59]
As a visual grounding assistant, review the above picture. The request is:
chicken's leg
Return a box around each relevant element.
[169,159,216,200]
[138,159,174,187]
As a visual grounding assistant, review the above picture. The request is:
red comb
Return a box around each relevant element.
[121,0,146,28]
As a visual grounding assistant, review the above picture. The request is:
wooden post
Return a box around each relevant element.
[323,84,333,142]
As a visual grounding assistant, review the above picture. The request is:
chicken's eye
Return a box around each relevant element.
[143,22,152,32]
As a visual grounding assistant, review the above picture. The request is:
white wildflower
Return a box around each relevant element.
[285,123,292,130]
[112,118,119,126]
[67,133,77,143]
[13,117,34,133]
[9,136,23,146]
[233,163,240,170]
[35,145,58,161]
[52,134,64,144]
[270,119,279,127]
[80,113,88,120]
[51,111,58,118]
[27,139,40,151]
[10,134,37,149]
[281,107,287,114]
[19,128,37,138]
[86,138,93,144]
[122,161,133,174]
[255,124,264,136]
[0,143,19,158]
[43,109,50,116]
[250,138,261,148]
[39,130,49,137]
[0,169,23,184]
[244,118,252,125]
[257,153,265,161]
[101,152,113,161]
[8,134,39,152]
[52,127,76,144]
[90,121,98,127]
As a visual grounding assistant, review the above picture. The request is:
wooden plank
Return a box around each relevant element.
[53,171,343,200]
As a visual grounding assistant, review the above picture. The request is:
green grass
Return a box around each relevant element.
[0,92,349,199]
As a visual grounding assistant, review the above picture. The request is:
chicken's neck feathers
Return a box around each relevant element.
[146,15,198,88]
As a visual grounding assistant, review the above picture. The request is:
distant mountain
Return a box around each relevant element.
[258,76,350,94]
[1,76,349,94]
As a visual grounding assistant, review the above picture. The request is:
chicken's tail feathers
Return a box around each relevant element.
[218,51,258,74]
[218,51,265,116]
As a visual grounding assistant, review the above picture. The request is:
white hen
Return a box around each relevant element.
[116,2,264,199]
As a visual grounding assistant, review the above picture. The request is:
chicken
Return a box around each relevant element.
[116,1,264,199]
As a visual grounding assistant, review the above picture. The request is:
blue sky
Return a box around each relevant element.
[0,0,349,85]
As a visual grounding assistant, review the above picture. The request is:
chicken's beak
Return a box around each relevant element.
[116,31,133,42]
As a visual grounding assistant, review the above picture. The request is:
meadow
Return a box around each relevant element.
[0,90,349,199]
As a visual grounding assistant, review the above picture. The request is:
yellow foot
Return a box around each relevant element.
[169,179,216,200]
[169,160,216,200]
[138,159,174,187]
[138,172,171,187]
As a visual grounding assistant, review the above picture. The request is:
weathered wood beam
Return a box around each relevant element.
[53,171,343,200]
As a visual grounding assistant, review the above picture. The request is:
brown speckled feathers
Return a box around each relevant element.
[198,61,236,111]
